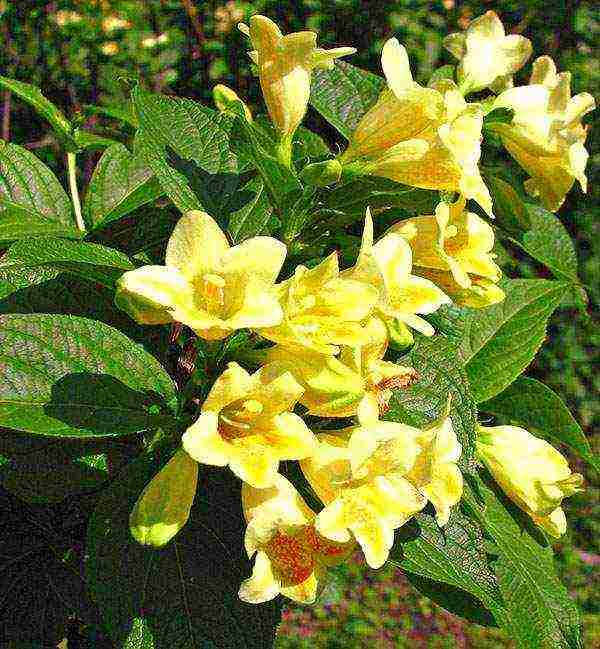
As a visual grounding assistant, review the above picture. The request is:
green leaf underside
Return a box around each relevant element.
[0,314,176,437]
[387,334,478,470]
[0,75,73,144]
[0,142,78,240]
[482,377,599,473]
[0,238,134,289]
[465,478,583,649]
[86,143,164,228]
[133,87,245,214]
[87,454,281,648]
[458,279,569,402]
[310,60,386,139]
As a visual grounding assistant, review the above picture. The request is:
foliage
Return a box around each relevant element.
[0,2,598,649]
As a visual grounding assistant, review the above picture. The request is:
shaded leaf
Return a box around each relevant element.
[227,177,274,243]
[0,314,177,437]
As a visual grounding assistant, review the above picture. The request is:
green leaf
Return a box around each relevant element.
[465,477,583,649]
[310,61,385,139]
[0,430,136,504]
[227,177,274,243]
[390,509,505,626]
[387,334,478,470]
[0,491,100,645]
[516,205,579,282]
[85,143,164,228]
[0,76,74,147]
[0,142,79,241]
[427,64,455,86]
[0,314,177,437]
[487,175,531,234]
[132,87,245,213]
[292,126,331,165]
[87,454,282,648]
[459,279,569,403]
[481,377,599,473]
[83,102,138,128]
[0,238,134,289]
[74,129,122,151]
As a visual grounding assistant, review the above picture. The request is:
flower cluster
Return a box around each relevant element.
[120,11,589,605]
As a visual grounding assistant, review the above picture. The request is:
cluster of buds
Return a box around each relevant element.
[117,11,589,604]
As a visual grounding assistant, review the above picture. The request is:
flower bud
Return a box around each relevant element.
[476,425,584,537]
[213,84,253,122]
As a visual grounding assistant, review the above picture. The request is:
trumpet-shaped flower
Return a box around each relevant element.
[239,475,353,603]
[476,425,584,537]
[444,11,532,93]
[239,15,355,137]
[115,211,286,340]
[301,420,427,569]
[389,198,503,306]
[182,362,316,488]
[264,317,417,418]
[491,56,595,210]
[129,449,198,547]
[342,40,492,215]
[260,252,379,354]
[343,210,450,338]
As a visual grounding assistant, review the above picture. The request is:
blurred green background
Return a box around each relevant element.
[1,1,598,647]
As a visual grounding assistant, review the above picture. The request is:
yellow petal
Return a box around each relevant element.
[253,364,305,415]
[202,362,254,412]
[224,279,283,330]
[267,412,317,459]
[381,38,413,96]
[422,463,463,526]
[220,236,287,286]
[280,571,320,603]
[239,550,281,603]
[300,433,353,504]
[129,449,198,547]
[181,412,230,467]
[228,443,280,488]
[165,211,229,281]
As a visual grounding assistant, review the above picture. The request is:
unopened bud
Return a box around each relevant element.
[213,84,252,122]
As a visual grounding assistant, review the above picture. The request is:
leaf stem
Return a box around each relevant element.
[67,151,85,233]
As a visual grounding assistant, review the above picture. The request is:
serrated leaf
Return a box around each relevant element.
[390,509,505,626]
[0,76,74,147]
[387,334,478,470]
[458,279,569,403]
[0,490,100,645]
[227,177,273,243]
[310,60,386,139]
[85,144,163,228]
[465,477,583,649]
[0,238,134,288]
[481,377,599,473]
[0,314,177,437]
[133,87,245,214]
[86,454,281,648]
[0,143,79,241]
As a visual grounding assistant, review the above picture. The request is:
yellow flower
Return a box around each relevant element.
[301,420,427,569]
[182,362,316,488]
[343,210,450,338]
[115,211,286,340]
[491,56,595,210]
[260,252,379,354]
[213,84,253,122]
[443,10,532,93]
[476,425,584,537]
[129,449,198,547]
[239,475,353,603]
[239,15,355,137]
[341,40,493,215]
[264,317,417,418]
[389,198,504,306]
[406,412,463,526]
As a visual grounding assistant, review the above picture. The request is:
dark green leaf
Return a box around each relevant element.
[87,454,281,648]
[487,175,531,234]
[310,61,386,139]
[459,279,569,403]
[0,238,134,289]
[0,314,177,437]
[465,477,583,649]
[0,76,74,147]
[0,142,79,241]
[85,143,163,228]
[387,334,478,470]
[481,377,599,473]
[83,102,138,128]
[227,177,274,243]
[74,129,122,151]
[292,126,331,165]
